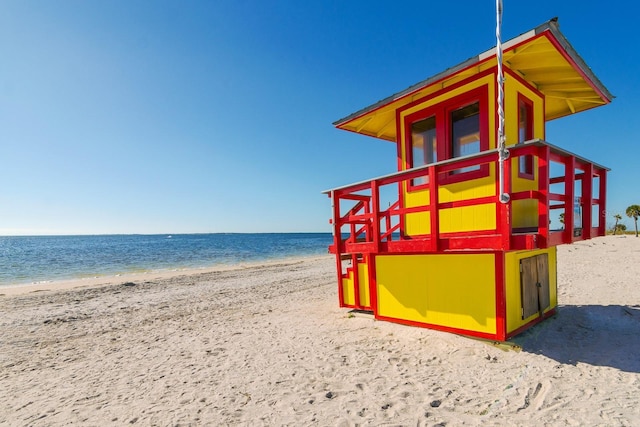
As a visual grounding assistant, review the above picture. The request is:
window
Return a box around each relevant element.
[451,102,480,174]
[518,95,534,179]
[410,116,437,185]
[403,85,488,189]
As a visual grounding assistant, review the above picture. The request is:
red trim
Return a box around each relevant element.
[537,145,550,247]
[496,157,512,250]
[330,141,606,261]
[564,156,576,244]
[397,68,495,118]
[504,67,545,100]
[428,165,439,251]
[351,254,360,308]
[438,195,495,210]
[374,313,500,341]
[367,254,378,315]
[337,65,495,133]
[543,31,612,104]
[336,30,609,135]
[395,108,404,170]
[395,108,407,236]
[581,163,593,239]
[598,170,607,236]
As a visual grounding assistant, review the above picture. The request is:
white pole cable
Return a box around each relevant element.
[496,0,510,203]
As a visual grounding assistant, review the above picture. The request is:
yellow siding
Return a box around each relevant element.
[376,254,497,334]
[504,247,557,334]
[505,72,545,229]
[341,261,370,307]
[342,276,355,306]
[358,262,370,307]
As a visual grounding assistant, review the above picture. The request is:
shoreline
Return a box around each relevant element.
[0,253,333,297]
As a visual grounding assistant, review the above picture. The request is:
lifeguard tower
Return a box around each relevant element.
[324,19,612,341]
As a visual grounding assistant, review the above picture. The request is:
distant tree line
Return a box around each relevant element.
[612,205,640,237]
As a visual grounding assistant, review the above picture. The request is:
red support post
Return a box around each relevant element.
[352,253,360,308]
[599,169,607,236]
[371,180,381,253]
[582,163,593,240]
[497,158,512,250]
[331,191,346,306]
[428,165,439,251]
[367,254,378,315]
[564,156,576,244]
[537,145,550,247]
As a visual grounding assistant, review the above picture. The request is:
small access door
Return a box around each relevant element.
[520,254,550,319]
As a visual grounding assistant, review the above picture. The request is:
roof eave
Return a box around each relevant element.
[333,18,614,129]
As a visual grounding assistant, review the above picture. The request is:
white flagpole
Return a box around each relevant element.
[496,0,510,204]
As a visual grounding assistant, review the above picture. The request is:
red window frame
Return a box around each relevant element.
[517,94,535,180]
[404,85,489,190]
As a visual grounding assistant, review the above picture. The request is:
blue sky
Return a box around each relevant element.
[1,0,638,235]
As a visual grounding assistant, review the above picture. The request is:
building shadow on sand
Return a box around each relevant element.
[511,305,640,373]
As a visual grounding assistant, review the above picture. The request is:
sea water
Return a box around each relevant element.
[0,233,333,287]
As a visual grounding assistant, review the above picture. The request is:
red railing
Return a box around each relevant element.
[325,139,608,256]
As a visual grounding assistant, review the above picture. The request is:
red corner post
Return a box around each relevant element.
[331,190,345,306]
[497,157,512,250]
[537,145,550,247]
[598,169,607,237]
[564,156,576,244]
[428,165,439,251]
[581,162,593,240]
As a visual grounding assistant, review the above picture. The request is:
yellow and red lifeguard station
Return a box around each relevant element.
[324,18,612,341]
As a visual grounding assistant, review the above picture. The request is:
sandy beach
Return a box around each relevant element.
[1,236,639,426]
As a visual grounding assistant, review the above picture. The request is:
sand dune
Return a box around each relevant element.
[1,237,639,425]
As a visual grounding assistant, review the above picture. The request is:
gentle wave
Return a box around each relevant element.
[0,233,333,286]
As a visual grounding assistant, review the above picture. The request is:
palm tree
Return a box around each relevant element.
[613,214,622,235]
[626,205,640,237]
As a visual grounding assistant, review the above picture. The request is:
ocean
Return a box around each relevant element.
[0,233,333,287]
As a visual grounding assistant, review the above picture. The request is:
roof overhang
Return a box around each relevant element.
[334,18,613,142]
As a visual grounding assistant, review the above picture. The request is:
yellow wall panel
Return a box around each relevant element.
[438,204,496,234]
[342,275,355,306]
[342,262,370,307]
[504,70,545,228]
[376,254,497,334]
[358,262,370,307]
[504,247,557,334]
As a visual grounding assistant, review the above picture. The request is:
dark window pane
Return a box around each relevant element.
[451,102,480,173]
[410,116,436,185]
[518,98,534,177]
